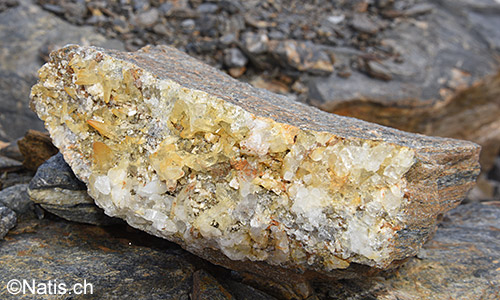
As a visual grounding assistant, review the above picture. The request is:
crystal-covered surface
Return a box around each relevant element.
[30,46,477,275]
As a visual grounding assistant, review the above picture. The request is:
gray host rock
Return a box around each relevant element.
[0,204,16,239]
[28,153,118,225]
[0,184,34,219]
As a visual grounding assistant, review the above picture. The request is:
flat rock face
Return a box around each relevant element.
[0,0,123,141]
[30,45,480,280]
[307,0,500,171]
[0,219,196,300]
[0,217,281,300]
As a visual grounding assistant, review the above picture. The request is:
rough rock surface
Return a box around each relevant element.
[0,219,194,299]
[0,140,24,162]
[17,130,58,171]
[0,155,22,173]
[0,218,278,299]
[192,269,235,300]
[28,153,118,225]
[0,205,16,239]
[0,0,123,142]
[30,45,479,283]
[0,169,34,191]
[0,184,34,219]
[308,0,500,171]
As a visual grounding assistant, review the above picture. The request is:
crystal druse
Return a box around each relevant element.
[30,45,480,277]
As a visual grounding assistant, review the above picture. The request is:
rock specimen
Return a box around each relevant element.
[28,153,118,225]
[30,45,480,279]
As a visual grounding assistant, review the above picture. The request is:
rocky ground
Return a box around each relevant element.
[0,0,499,299]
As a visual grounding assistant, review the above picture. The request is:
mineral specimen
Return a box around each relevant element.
[30,45,480,278]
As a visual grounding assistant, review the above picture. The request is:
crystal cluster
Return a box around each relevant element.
[30,45,480,275]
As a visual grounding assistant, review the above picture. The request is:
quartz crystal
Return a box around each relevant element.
[30,45,480,277]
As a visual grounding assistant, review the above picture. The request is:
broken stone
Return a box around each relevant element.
[30,45,479,282]
[365,60,393,81]
[224,48,248,68]
[0,204,16,239]
[326,14,345,25]
[241,31,269,55]
[351,13,380,34]
[197,3,219,14]
[228,67,246,78]
[403,3,434,17]
[28,153,118,225]
[0,184,34,219]
[0,168,34,190]
[136,8,160,28]
[0,139,23,161]
[0,155,22,173]
[17,129,58,171]
[181,19,196,32]
[269,40,334,75]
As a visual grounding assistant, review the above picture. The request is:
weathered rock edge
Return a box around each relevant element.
[30,45,480,280]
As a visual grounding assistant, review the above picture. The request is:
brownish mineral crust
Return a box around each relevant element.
[30,45,480,281]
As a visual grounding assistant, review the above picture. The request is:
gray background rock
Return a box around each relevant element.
[0,218,278,299]
[308,0,499,107]
[0,205,16,239]
[0,184,33,218]
[29,153,86,191]
[29,153,119,225]
[0,0,123,141]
